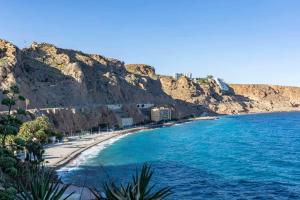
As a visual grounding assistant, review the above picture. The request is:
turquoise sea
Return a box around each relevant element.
[61,112,300,199]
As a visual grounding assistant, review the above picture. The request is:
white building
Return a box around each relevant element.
[214,78,229,92]
[185,72,192,79]
[151,107,172,122]
[119,117,134,128]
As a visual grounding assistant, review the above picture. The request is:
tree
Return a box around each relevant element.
[0,85,26,147]
[24,140,45,164]
[17,116,55,164]
[18,116,53,143]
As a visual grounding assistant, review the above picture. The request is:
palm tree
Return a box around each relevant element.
[91,164,172,200]
[15,167,74,200]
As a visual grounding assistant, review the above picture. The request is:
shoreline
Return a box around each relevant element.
[44,116,218,170]
[44,111,300,170]
[45,127,146,169]
[45,111,300,199]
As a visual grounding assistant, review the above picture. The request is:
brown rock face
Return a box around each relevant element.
[125,64,156,78]
[0,40,20,91]
[160,76,201,103]
[230,84,300,112]
[1,38,300,132]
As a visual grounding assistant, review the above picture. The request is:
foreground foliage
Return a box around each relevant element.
[0,159,74,200]
[91,164,172,200]
[15,167,74,200]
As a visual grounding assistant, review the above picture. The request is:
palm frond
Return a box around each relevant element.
[15,167,74,200]
[91,164,172,200]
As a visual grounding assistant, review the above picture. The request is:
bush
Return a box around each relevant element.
[0,157,17,169]
[55,131,63,140]
[0,148,18,179]
[0,189,16,200]
[5,167,18,177]
[13,137,25,150]
[34,129,48,143]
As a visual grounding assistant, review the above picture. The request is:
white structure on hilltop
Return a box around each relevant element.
[214,78,229,92]
[151,107,172,122]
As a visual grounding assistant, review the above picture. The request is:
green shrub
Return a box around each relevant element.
[0,157,17,169]
[6,186,17,194]
[55,131,63,140]
[13,137,26,150]
[5,167,18,177]
[0,190,16,200]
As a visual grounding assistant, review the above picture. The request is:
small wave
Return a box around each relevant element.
[57,133,129,177]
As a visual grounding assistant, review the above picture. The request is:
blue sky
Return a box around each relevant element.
[1,0,300,86]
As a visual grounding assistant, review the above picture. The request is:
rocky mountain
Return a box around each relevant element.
[1,39,300,132]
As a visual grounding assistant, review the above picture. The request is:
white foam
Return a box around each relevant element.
[56,131,135,177]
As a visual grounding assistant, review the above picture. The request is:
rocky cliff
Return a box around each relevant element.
[1,39,300,132]
[230,84,300,113]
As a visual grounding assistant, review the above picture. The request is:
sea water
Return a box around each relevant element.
[61,112,300,199]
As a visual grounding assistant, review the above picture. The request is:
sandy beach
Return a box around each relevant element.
[44,127,146,169]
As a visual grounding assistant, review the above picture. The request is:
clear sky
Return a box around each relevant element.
[1,0,300,86]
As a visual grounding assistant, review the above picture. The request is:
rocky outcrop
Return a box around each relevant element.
[1,38,300,132]
[230,84,300,112]
[0,40,21,93]
[125,64,156,78]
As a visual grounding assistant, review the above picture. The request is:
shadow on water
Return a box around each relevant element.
[61,161,300,200]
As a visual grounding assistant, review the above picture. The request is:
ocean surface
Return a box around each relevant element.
[60,112,300,199]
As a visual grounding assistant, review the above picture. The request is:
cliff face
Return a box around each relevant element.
[230,84,300,113]
[0,40,172,108]
[1,39,300,132]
